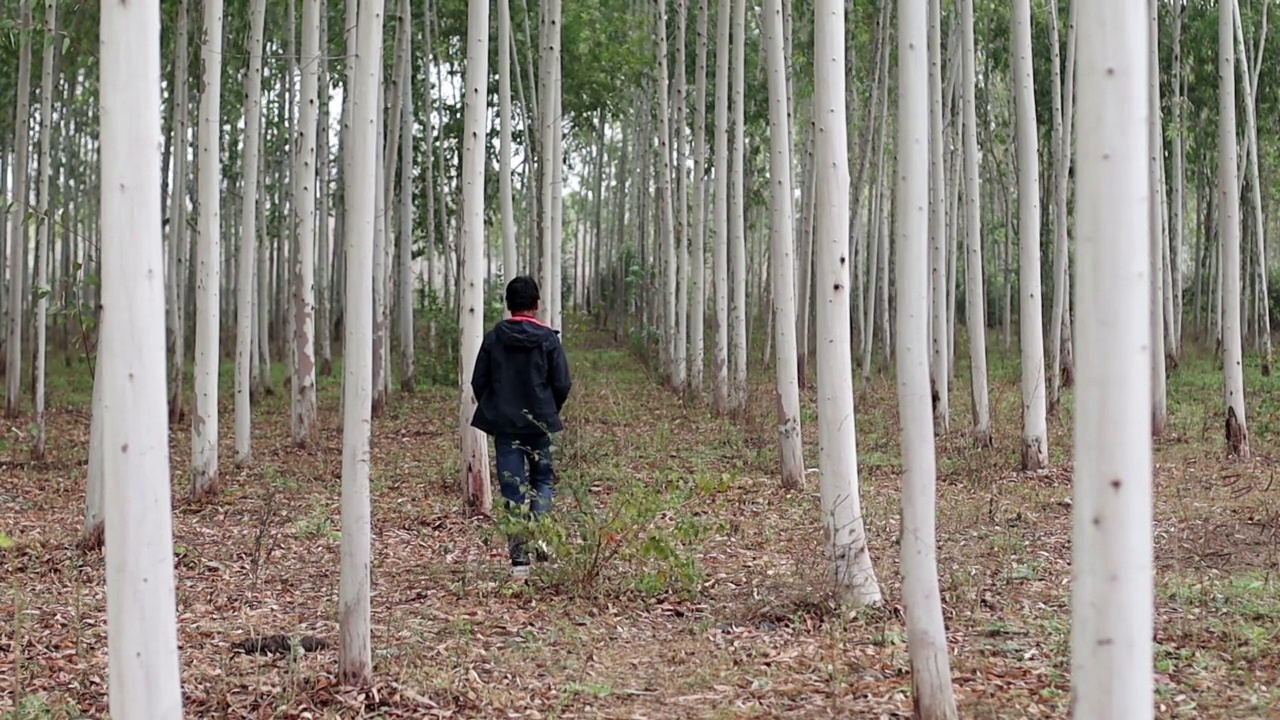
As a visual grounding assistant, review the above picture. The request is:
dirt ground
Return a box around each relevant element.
[2,329,1278,718]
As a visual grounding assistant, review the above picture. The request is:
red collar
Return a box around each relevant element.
[510,313,550,328]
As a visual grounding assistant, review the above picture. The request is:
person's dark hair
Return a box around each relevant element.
[505,275,541,313]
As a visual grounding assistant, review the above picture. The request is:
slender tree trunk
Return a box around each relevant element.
[33,0,57,458]
[292,0,320,443]
[1150,0,1168,436]
[815,0,881,607]
[1220,0,1250,459]
[1012,0,1048,469]
[674,0,690,392]
[712,0,731,414]
[729,0,748,415]
[1172,1,1185,354]
[656,0,679,384]
[235,0,267,465]
[460,0,494,515]
[100,0,184,709]
[398,0,416,390]
[927,0,949,432]
[1047,0,1071,412]
[316,0,333,378]
[762,0,804,489]
[960,0,991,446]
[499,0,517,281]
[82,337,105,549]
[6,0,34,417]
[192,0,225,499]
[1071,2,1154,714]
[897,0,960,711]
[1232,1,1271,371]
[340,0,384,684]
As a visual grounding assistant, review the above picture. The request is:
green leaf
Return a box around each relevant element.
[0,532,15,549]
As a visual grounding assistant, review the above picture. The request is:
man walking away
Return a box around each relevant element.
[469,276,572,578]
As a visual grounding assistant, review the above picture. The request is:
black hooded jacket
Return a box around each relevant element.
[469,316,572,437]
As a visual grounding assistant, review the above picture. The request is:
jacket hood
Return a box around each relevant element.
[494,316,555,349]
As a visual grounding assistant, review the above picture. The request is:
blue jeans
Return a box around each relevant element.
[495,433,555,563]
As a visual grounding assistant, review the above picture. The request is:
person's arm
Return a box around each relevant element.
[470,337,491,401]
[548,338,572,411]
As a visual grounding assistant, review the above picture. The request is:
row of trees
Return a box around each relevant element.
[0,0,1263,715]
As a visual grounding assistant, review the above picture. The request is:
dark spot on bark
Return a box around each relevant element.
[1097,638,1113,646]
[1110,479,1122,491]
[120,443,128,453]
[1092,515,1102,527]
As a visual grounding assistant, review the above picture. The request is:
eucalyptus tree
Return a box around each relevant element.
[959,0,991,446]
[1071,1,1153,714]
[340,0,384,684]
[235,0,268,465]
[34,0,58,458]
[6,0,33,418]
[927,0,948,432]
[100,0,184,711]
[192,0,225,499]
[1011,0,1048,469]
[897,0,959,712]
[712,0,730,414]
[814,0,880,607]
[397,0,415,390]
[459,0,493,514]
[1220,0,1249,459]
[729,0,748,415]
[760,0,804,489]
[499,0,517,281]
[292,0,321,444]
[689,0,708,393]
[1149,0,1168,436]
[656,0,679,384]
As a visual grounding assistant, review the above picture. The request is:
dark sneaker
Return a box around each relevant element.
[511,562,531,580]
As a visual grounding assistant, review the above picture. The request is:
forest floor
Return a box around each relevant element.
[2,322,1279,719]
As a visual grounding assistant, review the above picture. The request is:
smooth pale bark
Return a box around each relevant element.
[460,0,493,515]
[166,0,190,419]
[655,0,679,383]
[6,0,33,417]
[539,0,561,327]
[1071,2,1154,714]
[690,0,708,392]
[397,0,415,390]
[1149,0,1168,436]
[712,0,731,414]
[100,0,184,710]
[499,0,517,280]
[340,0,384,684]
[33,0,56,458]
[927,0,949,432]
[897,0,959,710]
[762,0,804,489]
[1232,1,1271,370]
[729,0,748,414]
[1171,1,1185,353]
[292,0,320,443]
[1011,0,1048,470]
[372,44,394,415]
[235,0,267,465]
[1047,0,1071,411]
[316,0,332,378]
[959,0,991,446]
[814,0,881,607]
[82,347,105,549]
[1219,0,1250,459]
[674,0,690,391]
[192,0,224,499]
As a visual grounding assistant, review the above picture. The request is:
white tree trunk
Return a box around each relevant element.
[460,0,493,514]
[100,0,184,709]
[6,0,33,417]
[762,0,804,489]
[499,0,517,281]
[1012,0,1048,470]
[1220,0,1250,459]
[339,0,384,683]
[33,0,56,458]
[1071,2,1154,714]
[1232,0,1271,369]
[959,0,991,446]
[1171,1,1185,353]
[656,0,679,383]
[690,0,709,392]
[167,0,191,420]
[82,340,105,549]
[235,0,267,465]
[1149,0,1168,436]
[927,0,949,432]
[398,0,415,390]
[1047,0,1072,411]
[814,0,881,607]
[896,0,959,711]
[729,0,748,414]
[192,0,224,498]
[674,0,690,392]
[712,0,731,414]
[291,0,320,443]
